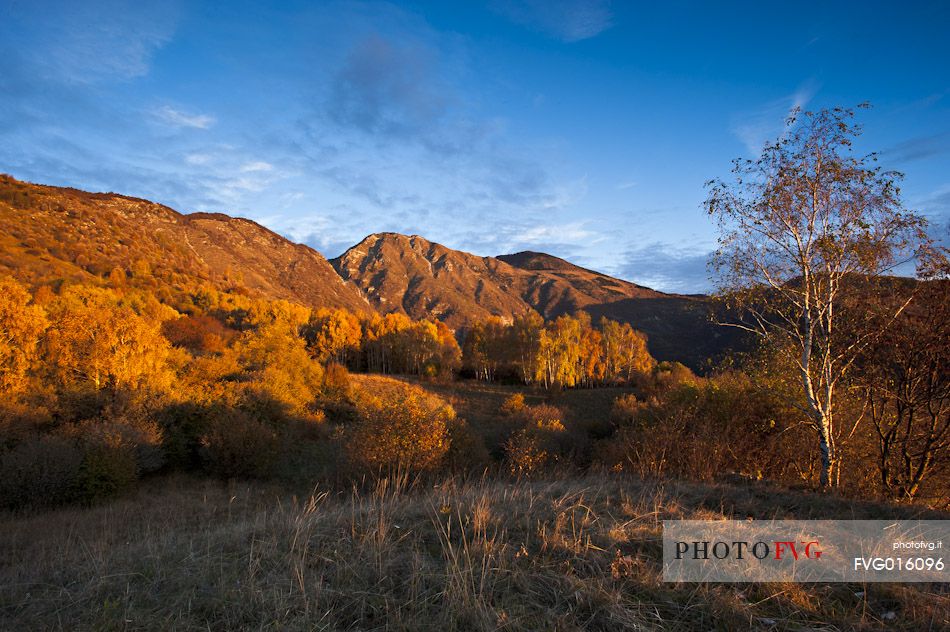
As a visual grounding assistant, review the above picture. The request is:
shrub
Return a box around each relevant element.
[444,417,491,472]
[523,403,565,432]
[0,399,52,449]
[610,393,643,425]
[250,363,322,415]
[74,444,138,504]
[347,381,452,473]
[500,393,525,416]
[322,362,351,400]
[73,416,165,473]
[270,418,338,484]
[0,435,84,508]
[156,402,216,469]
[649,361,700,396]
[596,374,806,482]
[200,409,279,479]
[504,429,549,477]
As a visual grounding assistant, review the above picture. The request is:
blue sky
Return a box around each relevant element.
[1,0,948,292]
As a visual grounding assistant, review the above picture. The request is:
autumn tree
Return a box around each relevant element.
[856,274,950,500]
[510,311,543,383]
[430,320,462,376]
[0,277,48,396]
[402,321,442,375]
[45,286,173,394]
[362,313,413,373]
[303,308,362,366]
[535,315,582,389]
[161,314,235,354]
[706,105,931,487]
[600,317,654,383]
[462,316,510,381]
[578,320,605,387]
[463,312,655,389]
[236,304,323,415]
[246,298,311,332]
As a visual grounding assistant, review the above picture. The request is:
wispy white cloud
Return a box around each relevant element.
[493,0,614,42]
[184,153,213,165]
[882,131,950,164]
[328,33,449,137]
[518,221,598,244]
[0,0,179,83]
[299,11,580,235]
[154,105,216,129]
[731,81,818,155]
[914,184,950,232]
[240,161,274,173]
[618,241,713,293]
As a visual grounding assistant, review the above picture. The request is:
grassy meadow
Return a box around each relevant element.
[2,379,948,631]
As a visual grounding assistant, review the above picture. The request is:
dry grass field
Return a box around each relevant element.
[2,472,947,631]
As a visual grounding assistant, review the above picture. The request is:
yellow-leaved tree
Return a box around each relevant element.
[0,277,48,396]
[303,308,362,365]
[44,286,173,394]
[236,298,322,415]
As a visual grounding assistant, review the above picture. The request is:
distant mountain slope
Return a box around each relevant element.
[332,233,743,369]
[0,175,744,368]
[0,174,368,312]
[330,233,530,324]
[496,250,666,315]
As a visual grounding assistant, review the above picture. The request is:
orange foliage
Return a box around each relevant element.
[0,276,47,395]
[162,314,235,354]
[347,380,452,472]
[463,312,656,389]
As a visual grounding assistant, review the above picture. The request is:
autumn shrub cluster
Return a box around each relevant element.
[2,262,945,509]
[596,371,809,482]
[588,343,949,504]
[0,276,467,509]
[0,265,671,510]
[498,395,570,476]
[346,380,453,473]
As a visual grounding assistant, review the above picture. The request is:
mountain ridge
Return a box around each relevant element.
[1,174,739,368]
[0,174,369,313]
[331,232,739,368]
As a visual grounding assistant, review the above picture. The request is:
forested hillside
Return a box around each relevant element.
[0,175,368,312]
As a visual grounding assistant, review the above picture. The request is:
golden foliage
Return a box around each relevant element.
[303,308,362,364]
[0,276,47,395]
[347,380,452,472]
[236,319,323,414]
[44,286,173,393]
[504,429,549,477]
[522,403,565,432]
[463,312,656,389]
[321,362,351,399]
[500,393,526,416]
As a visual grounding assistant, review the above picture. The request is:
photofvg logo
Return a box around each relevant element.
[674,539,822,562]
[662,520,948,583]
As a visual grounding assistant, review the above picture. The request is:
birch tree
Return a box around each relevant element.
[705,105,930,488]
